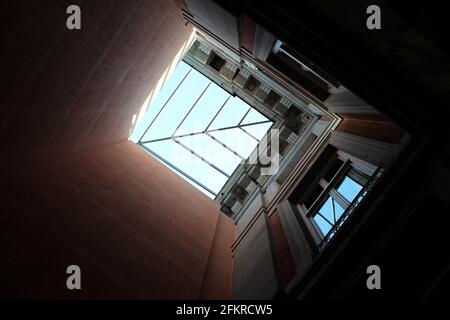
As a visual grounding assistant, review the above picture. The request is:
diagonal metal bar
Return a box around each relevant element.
[172,138,230,178]
[205,95,231,131]
[206,120,271,134]
[239,126,260,142]
[316,212,334,227]
[205,132,245,160]
[139,68,192,142]
[331,198,337,223]
[235,107,260,143]
[171,82,211,137]
[141,120,271,144]
[238,107,251,126]
[138,142,217,197]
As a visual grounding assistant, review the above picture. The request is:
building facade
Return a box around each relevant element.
[2,0,449,300]
[174,0,412,299]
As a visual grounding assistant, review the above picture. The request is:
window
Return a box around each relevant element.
[301,157,372,240]
[314,197,345,236]
[267,40,333,101]
[271,40,337,88]
[130,61,272,198]
[287,146,383,251]
[336,175,363,202]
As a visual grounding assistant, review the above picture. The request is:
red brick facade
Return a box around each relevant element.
[269,210,296,288]
[336,114,405,143]
[239,14,257,53]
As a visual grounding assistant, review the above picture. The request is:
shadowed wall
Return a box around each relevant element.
[0,0,235,299]
[2,141,235,299]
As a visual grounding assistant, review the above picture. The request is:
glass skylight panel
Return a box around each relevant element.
[131,61,272,198]
[176,134,243,175]
[143,140,228,197]
[129,63,191,142]
[241,122,273,141]
[209,128,258,159]
[141,71,210,142]
[241,108,269,125]
[208,97,250,130]
[175,84,229,134]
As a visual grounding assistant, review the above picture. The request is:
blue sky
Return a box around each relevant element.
[313,176,363,235]
[130,61,272,198]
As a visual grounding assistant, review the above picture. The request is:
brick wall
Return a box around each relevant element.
[336,114,405,143]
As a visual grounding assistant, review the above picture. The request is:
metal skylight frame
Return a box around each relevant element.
[137,66,272,197]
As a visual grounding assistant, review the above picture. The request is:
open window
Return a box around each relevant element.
[289,145,382,251]
[307,160,370,237]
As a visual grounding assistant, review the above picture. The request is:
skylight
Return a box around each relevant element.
[130,61,272,198]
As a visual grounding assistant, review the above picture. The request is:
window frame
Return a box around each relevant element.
[302,153,377,241]
[304,159,351,238]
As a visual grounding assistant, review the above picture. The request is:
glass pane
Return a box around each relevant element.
[175,82,229,135]
[208,96,250,130]
[314,214,332,235]
[141,69,210,141]
[241,108,269,125]
[210,127,258,159]
[143,140,229,196]
[242,122,272,140]
[337,176,363,203]
[129,62,191,142]
[176,134,243,176]
[317,196,345,224]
